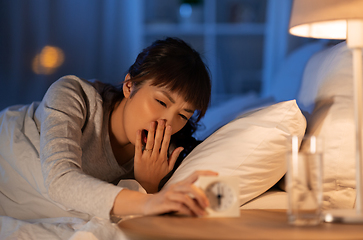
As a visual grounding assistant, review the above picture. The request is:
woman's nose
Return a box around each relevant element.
[158,118,171,127]
[159,115,174,128]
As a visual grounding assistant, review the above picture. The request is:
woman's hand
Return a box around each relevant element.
[143,170,218,217]
[134,120,183,193]
[111,171,218,218]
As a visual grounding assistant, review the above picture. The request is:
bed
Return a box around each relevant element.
[0,40,357,239]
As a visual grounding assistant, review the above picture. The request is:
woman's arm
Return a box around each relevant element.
[111,171,218,217]
[37,75,122,219]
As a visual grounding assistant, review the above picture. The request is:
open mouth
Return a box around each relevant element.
[141,129,148,145]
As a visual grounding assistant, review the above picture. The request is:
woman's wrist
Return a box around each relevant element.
[111,188,151,217]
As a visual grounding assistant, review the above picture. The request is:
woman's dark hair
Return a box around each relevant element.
[102,37,211,190]
[128,37,211,121]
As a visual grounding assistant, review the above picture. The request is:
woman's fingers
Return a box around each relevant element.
[173,203,194,216]
[168,147,183,171]
[152,120,165,154]
[162,201,194,217]
[176,171,220,210]
[172,183,210,209]
[145,171,221,217]
[160,124,172,156]
[143,120,174,160]
[134,130,143,160]
[167,192,206,217]
[145,121,155,151]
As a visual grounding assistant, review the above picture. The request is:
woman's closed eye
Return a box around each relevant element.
[156,99,167,107]
[156,99,188,120]
[179,114,188,120]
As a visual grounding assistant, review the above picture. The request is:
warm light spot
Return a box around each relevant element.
[32,46,65,75]
[290,20,347,39]
[40,46,64,68]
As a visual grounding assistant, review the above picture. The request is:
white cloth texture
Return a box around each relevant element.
[0,216,129,240]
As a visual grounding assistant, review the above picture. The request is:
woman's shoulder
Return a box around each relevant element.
[50,75,113,98]
[36,75,103,116]
[49,75,95,92]
[42,75,120,114]
[45,75,102,102]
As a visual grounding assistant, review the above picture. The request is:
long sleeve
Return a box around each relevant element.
[35,75,127,219]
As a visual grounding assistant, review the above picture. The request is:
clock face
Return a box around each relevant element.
[205,181,237,212]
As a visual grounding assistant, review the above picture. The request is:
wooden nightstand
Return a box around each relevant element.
[118,209,363,240]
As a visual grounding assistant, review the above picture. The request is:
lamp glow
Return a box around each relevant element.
[289,20,347,39]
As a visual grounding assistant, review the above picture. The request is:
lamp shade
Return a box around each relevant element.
[289,0,363,39]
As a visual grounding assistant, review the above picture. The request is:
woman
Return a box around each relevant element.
[0,37,216,221]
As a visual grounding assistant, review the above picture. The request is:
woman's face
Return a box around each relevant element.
[113,78,196,147]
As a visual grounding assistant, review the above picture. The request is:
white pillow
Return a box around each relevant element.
[241,190,287,210]
[297,41,352,113]
[271,40,327,103]
[164,100,306,206]
[301,41,356,209]
[193,93,275,140]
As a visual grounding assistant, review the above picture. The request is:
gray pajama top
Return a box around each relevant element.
[0,75,133,220]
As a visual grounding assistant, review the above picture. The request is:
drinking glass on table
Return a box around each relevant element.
[286,135,323,226]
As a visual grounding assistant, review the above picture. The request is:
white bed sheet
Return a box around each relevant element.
[0,216,129,240]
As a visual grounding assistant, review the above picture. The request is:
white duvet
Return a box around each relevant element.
[0,104,131,240]
[0,215,129,240]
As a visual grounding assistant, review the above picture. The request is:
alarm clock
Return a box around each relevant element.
[195,175,240,218]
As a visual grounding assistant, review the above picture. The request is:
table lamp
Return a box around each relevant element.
[289,0,363,223]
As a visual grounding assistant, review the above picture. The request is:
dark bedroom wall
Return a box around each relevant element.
[0,0,138,110]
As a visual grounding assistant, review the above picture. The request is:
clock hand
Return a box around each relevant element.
[217,183,222,207]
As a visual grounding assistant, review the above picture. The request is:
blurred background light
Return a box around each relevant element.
[179,3,192,19]
[32,46,65,75]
